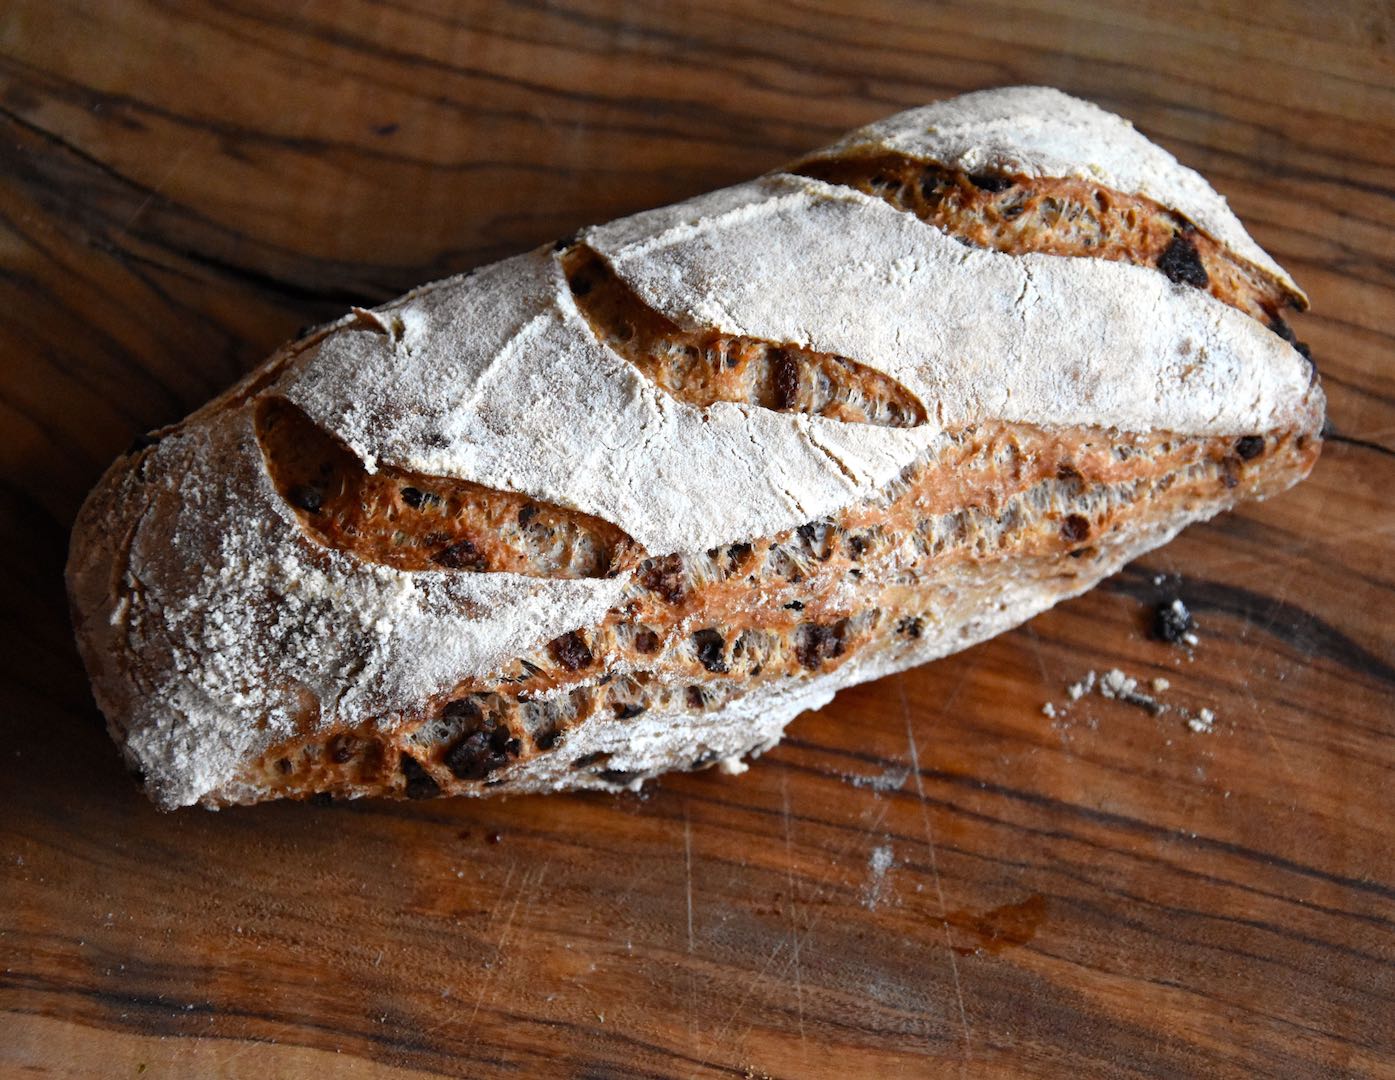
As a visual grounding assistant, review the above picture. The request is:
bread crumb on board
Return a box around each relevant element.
[1043,667,1220,734]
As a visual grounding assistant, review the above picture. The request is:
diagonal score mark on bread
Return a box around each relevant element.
[255,396,645,578]
[560,246,928,427]
[792,155,1305,329]
[227,419,1319,804]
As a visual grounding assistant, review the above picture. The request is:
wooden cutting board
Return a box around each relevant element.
[2,2,1392,1076]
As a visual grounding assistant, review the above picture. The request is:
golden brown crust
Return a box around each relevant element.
[223,419,1320,805]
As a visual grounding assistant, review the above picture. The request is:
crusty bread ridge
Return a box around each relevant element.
[66,87,1324,809]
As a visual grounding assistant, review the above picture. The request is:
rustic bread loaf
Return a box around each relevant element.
[67,86,1324,810]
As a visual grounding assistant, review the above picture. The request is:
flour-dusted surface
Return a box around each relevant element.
[799,86,1303,302]
[64,86,1323,809]
[281,250,941,554]
[69,413,628,807]
[586,174,1312,442]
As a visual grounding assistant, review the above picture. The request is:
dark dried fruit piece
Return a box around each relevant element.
[400,755,440,799]
[796,621,847,670]
[1268,316,1315,365]
[549,630,594,671]
[289,485,324,513]
[613,703,647,719]
[443,697,484,724]
[896,615,923,639]
[1157,233,1209,289]
[638,554,686,604]
[400,486,426,508]
[433,538,489,570]
[327,734,360,764]
[634,628,661,653]
[534,727,563,751]
[772,349,800,410]
[568,267,595,296]
[692,629,728,673]
[968,172,1013,193]
[1234,436,1264,461]
[443,713,520,781]
[1153,598,1195,644]
[1060,514,1091,543]
[572,751,610,770]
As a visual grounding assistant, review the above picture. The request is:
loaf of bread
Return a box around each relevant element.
[67,87,1324,810]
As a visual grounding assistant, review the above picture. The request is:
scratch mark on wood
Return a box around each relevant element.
[682,802,700,1053]
[460,859,535,1042]
[704,791,895,1068]
[780,774,807,1051]
[899,674,973,1067]
[684,807,695,956]
[118,140,199,237]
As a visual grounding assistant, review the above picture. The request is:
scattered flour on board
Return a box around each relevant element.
[862,844,895,910]
[845,765,911,792]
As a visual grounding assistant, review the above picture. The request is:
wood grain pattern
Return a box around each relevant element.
[2,1,1393,1076]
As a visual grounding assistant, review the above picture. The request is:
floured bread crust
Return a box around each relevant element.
[66,87,1324,809]
[798,85,1305,303]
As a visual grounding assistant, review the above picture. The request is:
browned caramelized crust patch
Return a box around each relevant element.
[562,247,927,427]
[228,420,1320,804]
[795,155,1302,323]
[255,397,644,577]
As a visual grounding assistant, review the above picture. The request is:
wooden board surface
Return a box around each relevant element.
[2,2,1393,1076]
